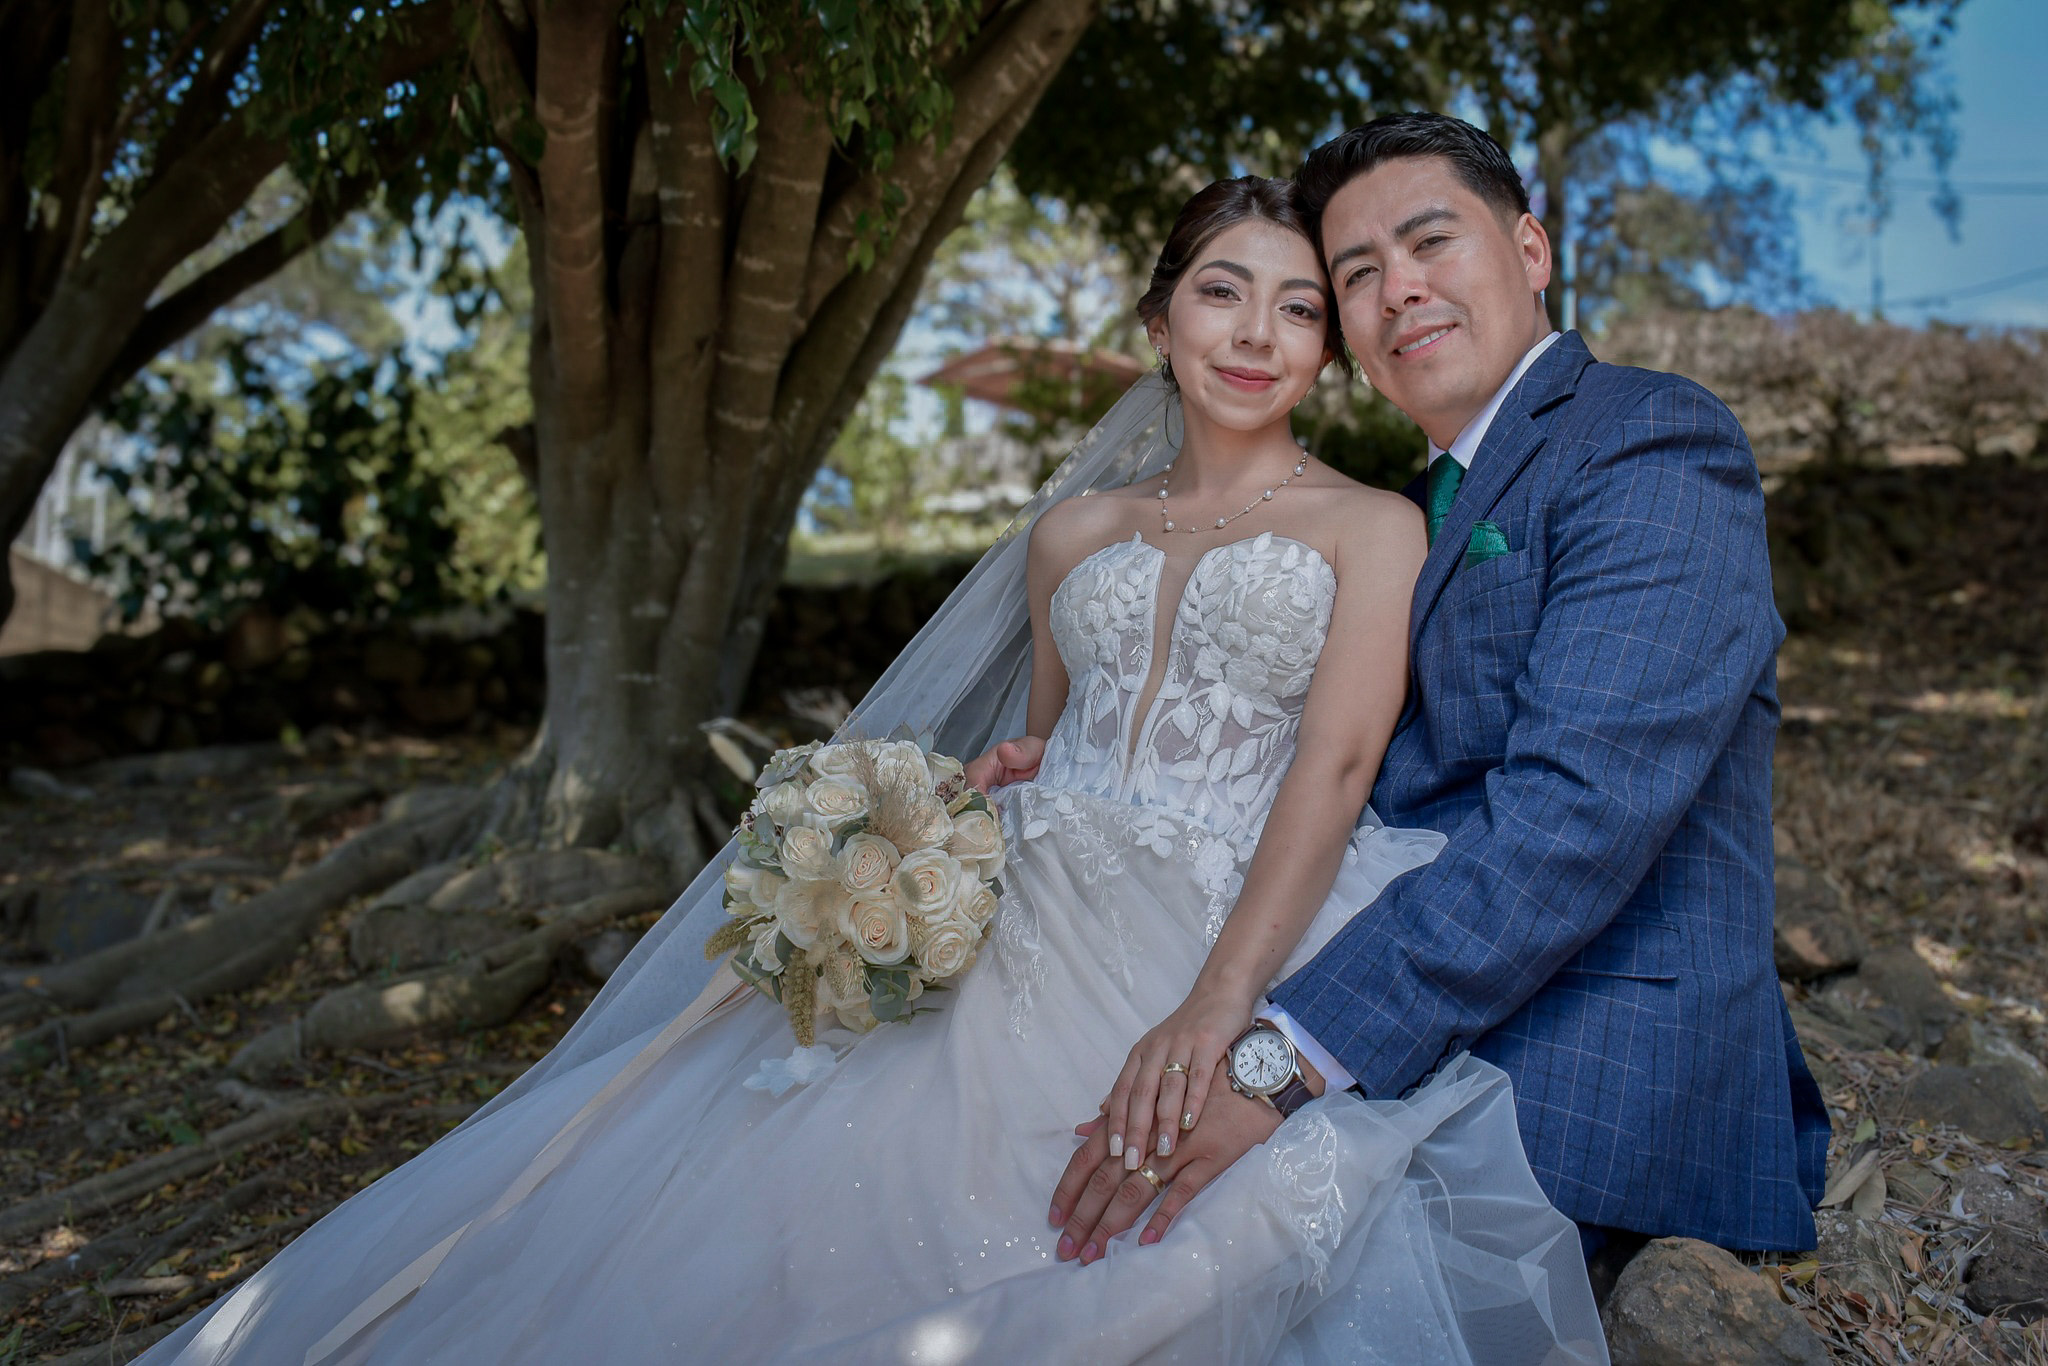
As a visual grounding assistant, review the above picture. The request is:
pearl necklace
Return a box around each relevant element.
[1157,451,1310,533]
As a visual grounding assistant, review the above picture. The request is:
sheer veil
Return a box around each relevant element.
[463,372,1182,1126]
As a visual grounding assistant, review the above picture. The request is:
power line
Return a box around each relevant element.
[1889,262,2048,310]
[1768,161,2048,196]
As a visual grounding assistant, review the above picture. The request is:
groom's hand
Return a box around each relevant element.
[1048,1086,1283,1264]
[964,736,1045,792]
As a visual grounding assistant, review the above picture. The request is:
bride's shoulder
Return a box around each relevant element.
[1305,478,1425,578]
[1027,491,1139,571]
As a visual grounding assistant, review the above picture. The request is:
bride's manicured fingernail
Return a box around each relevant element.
[1124,1146,1142,1171]
[1157,1134,1172,1156]
[1081,1242,1099,1263]
[1107,1133,1124,1158]
[1048,1205,1063,1226]
[1057,1235,1075,1259]
[1181,1112,1195,1130]
[1140,1228,1161,1245]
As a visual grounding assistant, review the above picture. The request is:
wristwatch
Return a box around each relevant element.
[1225,1021,1316,1119]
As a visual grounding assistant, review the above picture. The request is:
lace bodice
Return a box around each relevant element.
[1038,530,1338,850]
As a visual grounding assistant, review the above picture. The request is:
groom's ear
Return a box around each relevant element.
[1515,212,1554,296]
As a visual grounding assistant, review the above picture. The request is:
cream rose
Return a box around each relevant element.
[772,875,850,950]
[807,743,862,779]
[778,821,839,882]
[805,775,870,823]
[759,780,809,830]
[723,859,763,904]
[838,891,912,965]
[945,808,1006,881]
[925,751,965,789]
[897,795,953,849]
[953,878,999,930]
[916,913,980,980]
[836,832,901,894]
[893,848,965,920]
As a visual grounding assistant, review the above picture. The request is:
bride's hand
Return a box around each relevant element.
[1102,991,1250,1171]
[964,736,1045,792]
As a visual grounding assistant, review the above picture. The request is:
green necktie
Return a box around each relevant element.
[1425,456,1465,546]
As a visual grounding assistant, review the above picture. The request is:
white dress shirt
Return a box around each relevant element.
[1255,330,1562,1095]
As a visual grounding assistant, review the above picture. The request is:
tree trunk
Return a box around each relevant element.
[474,0,1094,875]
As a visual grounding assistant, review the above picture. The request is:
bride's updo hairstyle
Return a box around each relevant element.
[1135,176,1351,382]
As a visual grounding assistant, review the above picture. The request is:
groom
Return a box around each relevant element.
[987,112,1829,1266]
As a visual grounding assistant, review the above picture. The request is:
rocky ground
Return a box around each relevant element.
[2,462,2046,1363]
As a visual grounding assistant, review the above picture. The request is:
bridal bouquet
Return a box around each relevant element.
[705,737,1007,1044]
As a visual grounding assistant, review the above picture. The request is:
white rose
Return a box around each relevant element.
[837,832,901,894]
[805,775,870,823]
[838,891,912,966]
[867,740,932,792]
[808,743,862,779]
[917,913,980,980]
[896,795,953,850]
[926,751,965,788]
[723,860,762,904]
[893,848,965,920]
[778,821,839,882]
[952,878,999,930]
[772,876,851,951]
[945,809,1006,882]
[758,780,808,829]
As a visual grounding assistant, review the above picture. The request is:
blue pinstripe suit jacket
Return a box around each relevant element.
[1273,332,1829,1252]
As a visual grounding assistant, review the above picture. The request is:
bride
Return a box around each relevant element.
[142,177,1604,1365]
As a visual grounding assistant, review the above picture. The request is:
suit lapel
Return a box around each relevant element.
[1408,332,1594,646]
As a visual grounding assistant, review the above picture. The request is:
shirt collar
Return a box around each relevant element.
[1426,330,1563,470]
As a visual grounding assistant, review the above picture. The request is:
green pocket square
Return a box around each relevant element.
[1460,520,1511,571]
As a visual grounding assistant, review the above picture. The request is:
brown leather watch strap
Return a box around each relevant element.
[1269,1076,1316,1119]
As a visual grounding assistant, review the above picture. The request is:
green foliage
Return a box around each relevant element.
[1296,389,1428,494]
[820,372,926,544]
[639,0,979,241]
[83,343,465,627]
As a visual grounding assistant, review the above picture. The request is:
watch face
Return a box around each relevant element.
[1232,1030,1293,1092]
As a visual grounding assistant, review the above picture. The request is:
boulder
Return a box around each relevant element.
[1886,1064,2048,1146]
[1811,1209,1905,1306]
[222,607,288,672]
[1936,1019,2048,1112]
[1952,1166,2048,1232]
[1824,945,1955,1055]
[1772,858,1865,981]
[1602,1237,1829,1365]
[1963,1228,2048,1323]
[362,637,428,686]
[35,874,154,959]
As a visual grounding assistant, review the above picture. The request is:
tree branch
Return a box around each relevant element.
[470,0,539,164]
[643,38,725,541]
[706,77,834,462]
[31,0,120,296]
[530,0,624,437]
[147,0,277,180]
[101,175,377,398]
[795,0,1092,333]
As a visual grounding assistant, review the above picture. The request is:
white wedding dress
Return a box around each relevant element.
[144,530,1605,1366]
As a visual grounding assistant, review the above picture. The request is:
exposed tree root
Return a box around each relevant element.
[0,1176,283,1318]
[230,886,667,1076]
[3,791,487,1067]
[0,1093,404,1243]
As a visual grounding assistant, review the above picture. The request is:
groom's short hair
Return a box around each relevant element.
[1296,113,1531,233]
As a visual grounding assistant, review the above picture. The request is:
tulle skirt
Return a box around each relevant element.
[141,785,1605,1365]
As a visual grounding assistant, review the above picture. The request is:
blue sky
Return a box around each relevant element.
[1775,0,2048,327]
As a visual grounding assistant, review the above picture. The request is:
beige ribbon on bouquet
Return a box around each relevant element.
[304,962,751,1364]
